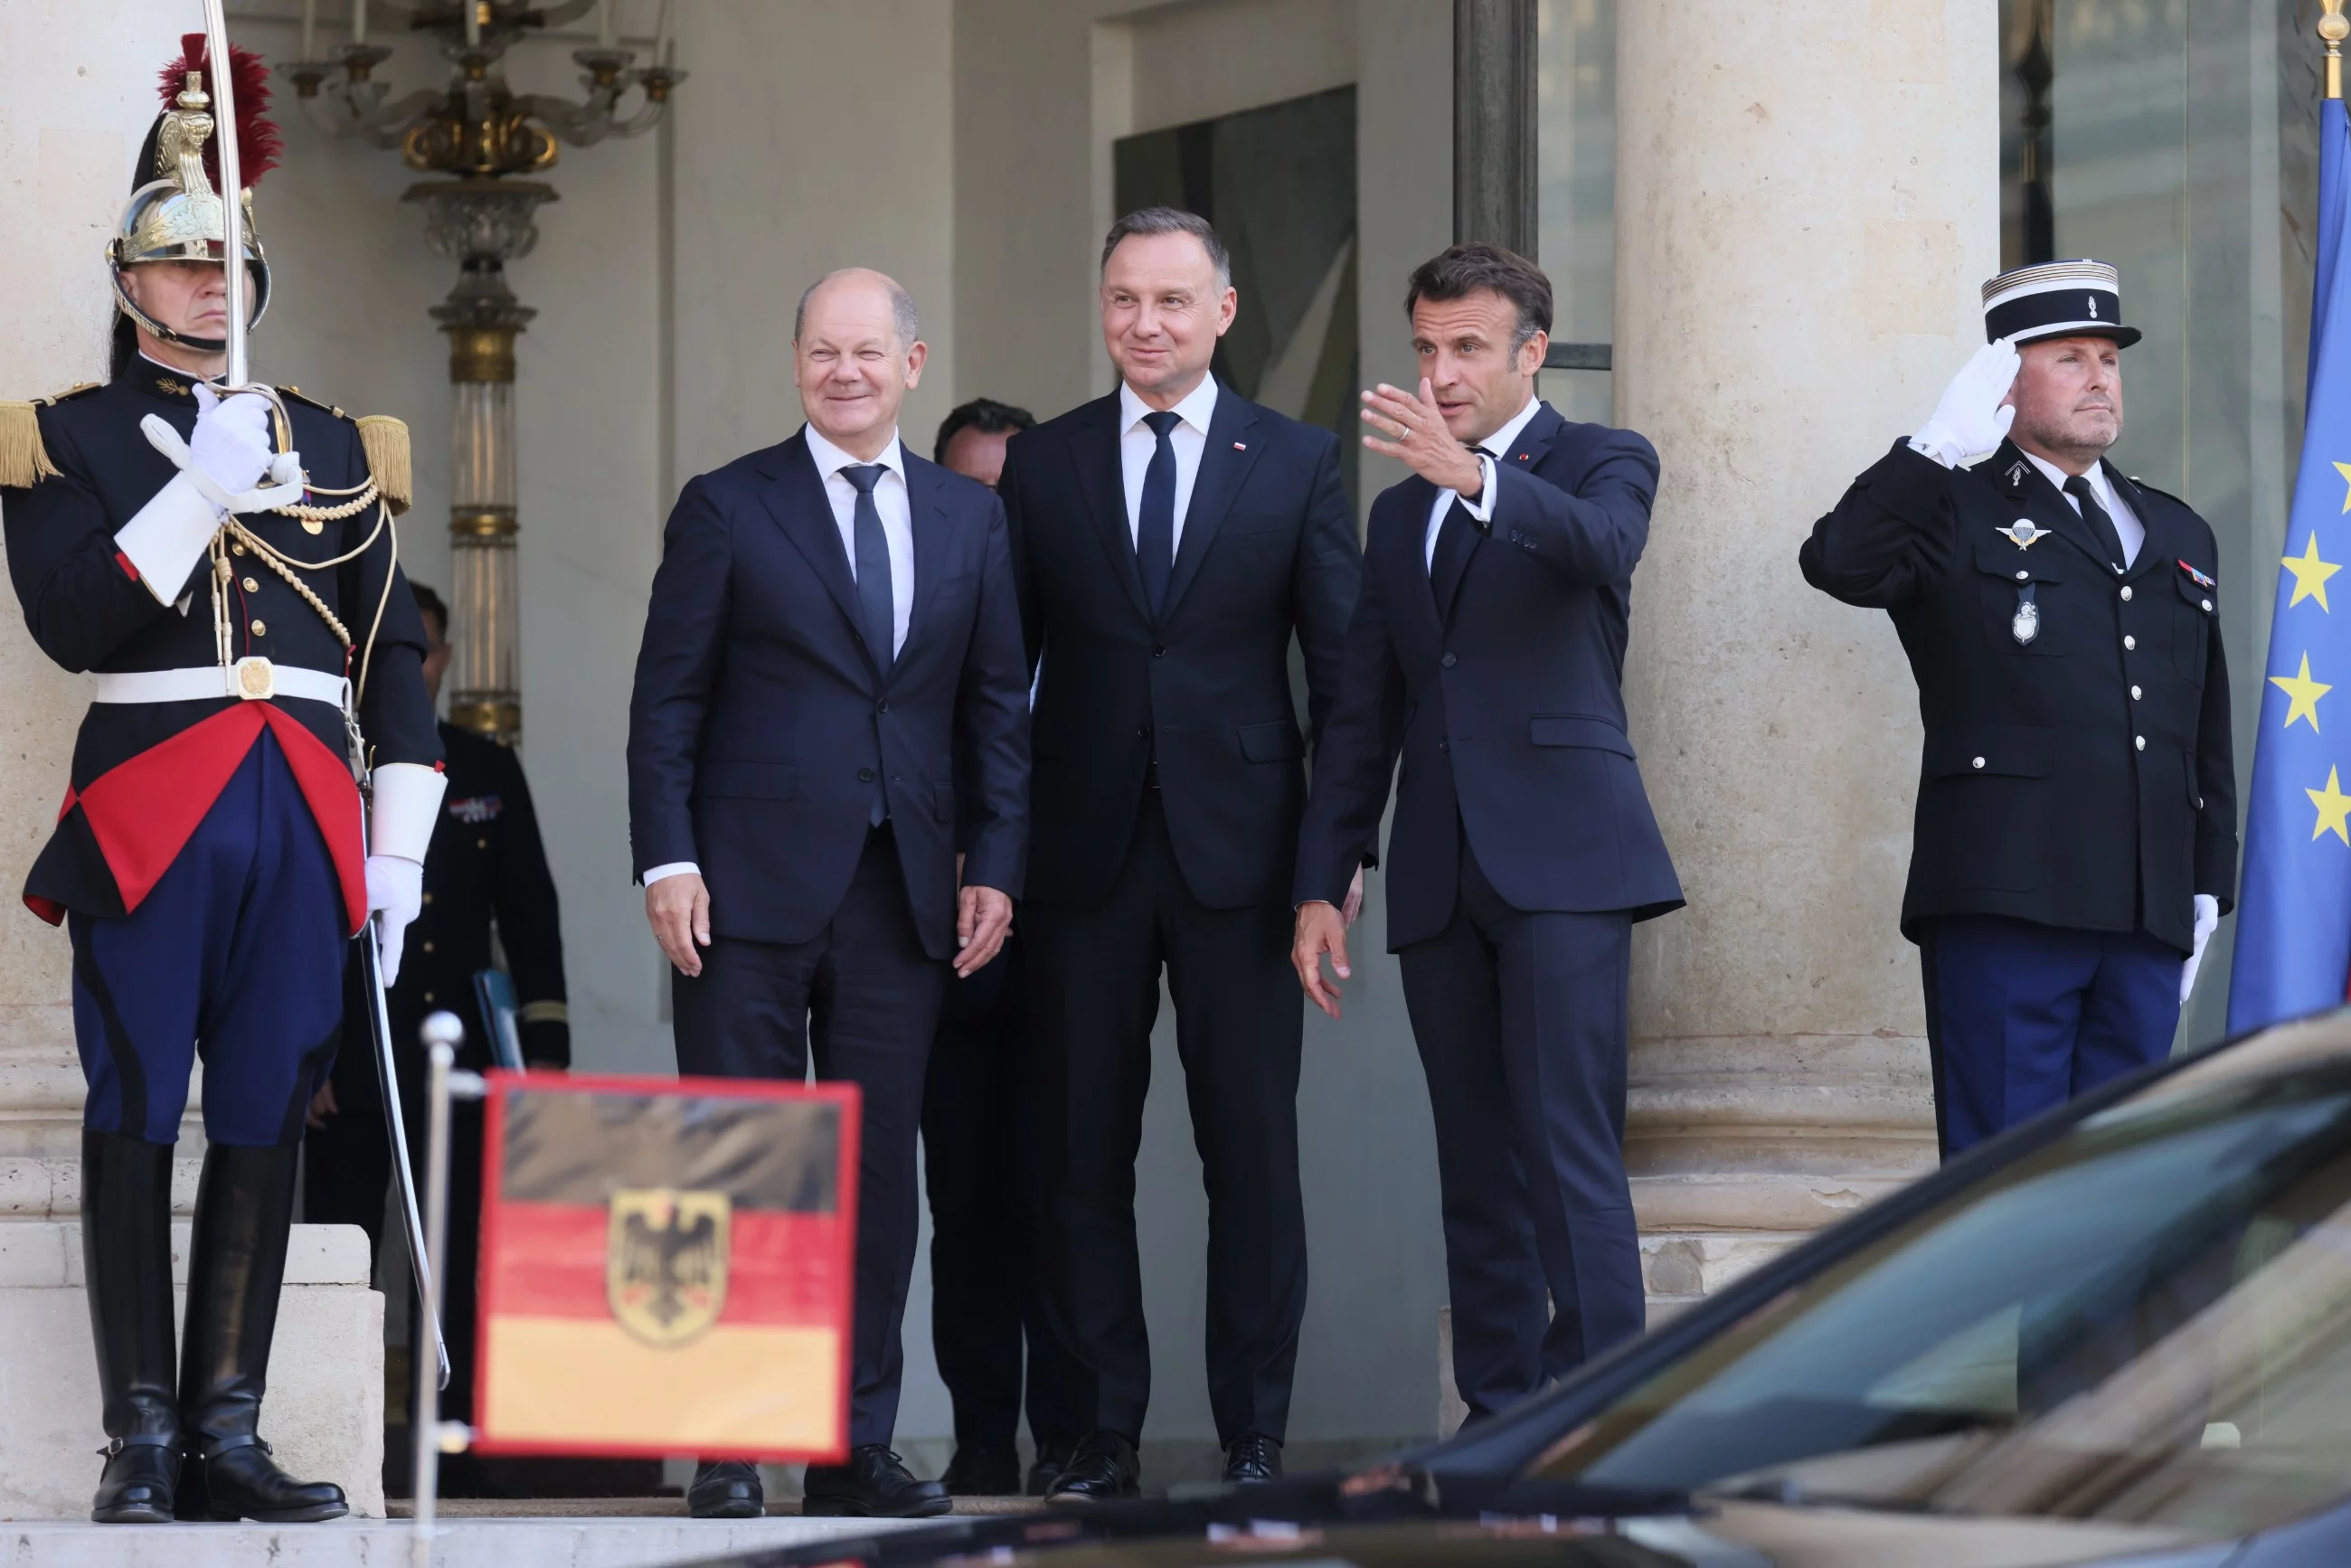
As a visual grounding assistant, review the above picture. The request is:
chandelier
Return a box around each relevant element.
[279,1,684,744]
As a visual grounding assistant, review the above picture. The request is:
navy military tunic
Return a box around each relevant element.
[4,359,440,1144]
[1801,437,2237,954]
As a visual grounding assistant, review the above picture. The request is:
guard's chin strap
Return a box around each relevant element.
[109,261,269,354]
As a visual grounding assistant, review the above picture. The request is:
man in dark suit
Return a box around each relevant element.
[999,208,1361,1497]
[626,269,1030,1520]
[1292,243,1684,1426]
[1799,260,2235,1159]
[920,397,1086,1498]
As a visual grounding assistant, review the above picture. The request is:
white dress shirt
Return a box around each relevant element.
[1119,376,1220,550]
[643,422,916,890]
[1425,393,1543,571]
[2021,449,2145,568]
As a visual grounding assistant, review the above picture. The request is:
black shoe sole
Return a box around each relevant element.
[208,1503,350,1524]
[689,1499,765,1520]
[1046,1488,1139,1504]
[90,1505,175,1524]
[803,1493,954,1518]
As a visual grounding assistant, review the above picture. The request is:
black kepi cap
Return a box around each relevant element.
[1980,259,2139,349]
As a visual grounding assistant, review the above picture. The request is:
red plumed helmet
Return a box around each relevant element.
[158,32,281,190]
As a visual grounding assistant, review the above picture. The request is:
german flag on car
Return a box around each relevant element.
[474,1072,859,1461]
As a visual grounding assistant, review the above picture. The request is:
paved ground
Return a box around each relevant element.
[386,1495,1047,1517]
[0,1513,943,1567]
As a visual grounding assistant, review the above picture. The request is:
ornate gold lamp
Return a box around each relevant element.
[281,1,684,742]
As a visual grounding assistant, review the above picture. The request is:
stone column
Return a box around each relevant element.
[1612,1,1999,1304]
[0,2,381,1515]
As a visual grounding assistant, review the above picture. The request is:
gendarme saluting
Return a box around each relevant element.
[1800,260,2239,1159]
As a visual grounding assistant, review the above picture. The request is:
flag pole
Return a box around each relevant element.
[2326,0,2346,102]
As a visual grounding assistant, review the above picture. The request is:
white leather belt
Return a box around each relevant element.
[92,658,350,708]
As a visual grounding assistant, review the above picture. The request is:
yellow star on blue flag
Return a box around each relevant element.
[2271,653,2334,732]
[2284,533,2343,610]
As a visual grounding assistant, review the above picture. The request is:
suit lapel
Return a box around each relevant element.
[2107,463,2176,583]
[900,456,954,675]
[1987,439,2112,579]
[757,432,869,656]
[1161,390,1265,622]
[1395,474,1445,638]
[1067,398,1153,625]
[1433,402,1564,626]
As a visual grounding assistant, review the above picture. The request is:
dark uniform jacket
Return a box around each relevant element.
[999,384,1360,912]
[390,721,569,1070]
[1293,403,1684,949]
[1799,438,2237,953]
[3,360,440,930]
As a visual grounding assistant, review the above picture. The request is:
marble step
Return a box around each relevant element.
[0,1516,929,1567]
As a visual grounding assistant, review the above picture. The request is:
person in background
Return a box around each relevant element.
[921,397,1083,1497]
[303,582,570,1491]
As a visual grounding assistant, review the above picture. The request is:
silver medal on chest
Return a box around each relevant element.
[2012,597,2039,644]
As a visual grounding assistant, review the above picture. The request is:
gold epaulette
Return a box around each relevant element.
[280,386,411,515]
[0,383,99,489]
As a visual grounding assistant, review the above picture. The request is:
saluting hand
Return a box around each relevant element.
[647,872,712,978]
[1361,379,1486,497]
[1911,338,2020,467]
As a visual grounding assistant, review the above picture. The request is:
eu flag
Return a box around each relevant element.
[2229,96,2351,1033]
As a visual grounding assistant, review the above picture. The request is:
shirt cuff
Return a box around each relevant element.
[1905,430,1962,469]
[1453,453,1500,524]
[643,861,702,885]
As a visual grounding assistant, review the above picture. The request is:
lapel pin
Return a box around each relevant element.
[2006,460,2029,490]
[1999,519,2049,550]
[1232,441,1247,451]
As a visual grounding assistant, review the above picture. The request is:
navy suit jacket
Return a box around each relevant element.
[1293,402,1684,949]
[626,430,1030,961]
[1000,384,1360,910]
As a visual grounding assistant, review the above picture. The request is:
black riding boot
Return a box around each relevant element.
[178,1143,348,1524]
[83,1131,182,1524]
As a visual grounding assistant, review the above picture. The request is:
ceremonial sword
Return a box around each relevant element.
[198,0,450,1391]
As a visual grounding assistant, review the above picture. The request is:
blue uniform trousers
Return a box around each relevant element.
[70,732,348,1148]
[1919,914,2181,1160]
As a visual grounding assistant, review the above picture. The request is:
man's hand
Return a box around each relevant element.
[1911,338,2021,467]
[1361,379,1484,497]
[305,1079,339,1130]
[1341,864,1365,928]
[1292,900,1353,1019]
[190,383,278,495]
[956,885,1013,978]
[647,872,713,978]
[2181,893,2222,1003]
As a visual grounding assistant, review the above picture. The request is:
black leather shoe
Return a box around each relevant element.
[1025,1437,1074,1497]
[82,1132,181,1524]
[1223,1433,1282,1484]
[1046,1429,1140,1502]
[939,1440,1021,1497]
[803,1446,952,1517]
[178,1146,346,1524]
[687,1459,764,1518]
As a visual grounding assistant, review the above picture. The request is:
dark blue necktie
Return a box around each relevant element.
[1137,410,1182,617]
[842,463,896,676]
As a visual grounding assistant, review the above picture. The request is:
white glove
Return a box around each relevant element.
[1910,338,2021,468]
[365,855,424,988]
[189,383,276,495]
[2180,893,2221,1004]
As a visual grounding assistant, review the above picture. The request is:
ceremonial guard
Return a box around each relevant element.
[0,40,441,1523]
[1800,260,2236,1157]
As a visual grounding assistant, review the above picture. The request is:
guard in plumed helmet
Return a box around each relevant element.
[0,38,442,1525]
[1800,260,2238,1160]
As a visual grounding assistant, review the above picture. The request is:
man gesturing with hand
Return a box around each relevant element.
[627,269,1027,1521]
[1292,244,1682,1425]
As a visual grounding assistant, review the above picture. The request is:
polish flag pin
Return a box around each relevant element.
[1233,441,1247,450]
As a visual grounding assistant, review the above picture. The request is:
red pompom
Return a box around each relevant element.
[158,33,282,189]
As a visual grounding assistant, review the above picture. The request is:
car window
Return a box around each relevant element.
[1529,1067,2351,1541]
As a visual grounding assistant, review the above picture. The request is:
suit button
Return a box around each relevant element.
[2015,570,2028,581]
[1152,645,1166,657]
[421,940,435,954]
[2120,585,2133,601]
[858,767,876,782]
[421,893,433,905]
[2135,735,2147,751]
[2197,796,2206,809]
[476,837,487,849]
[1971,756,1985,770]
[2123,635,2136,651]
[241,576,260,593]
[2131,685,2142,700]
[1137,726,1149,739]
[2203,598,2213,612]
[876,701,889,713]
[1438,740,1449,752]
[250,619,266,637]
[422,991,435,1004]
[1441,653,1457,668]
